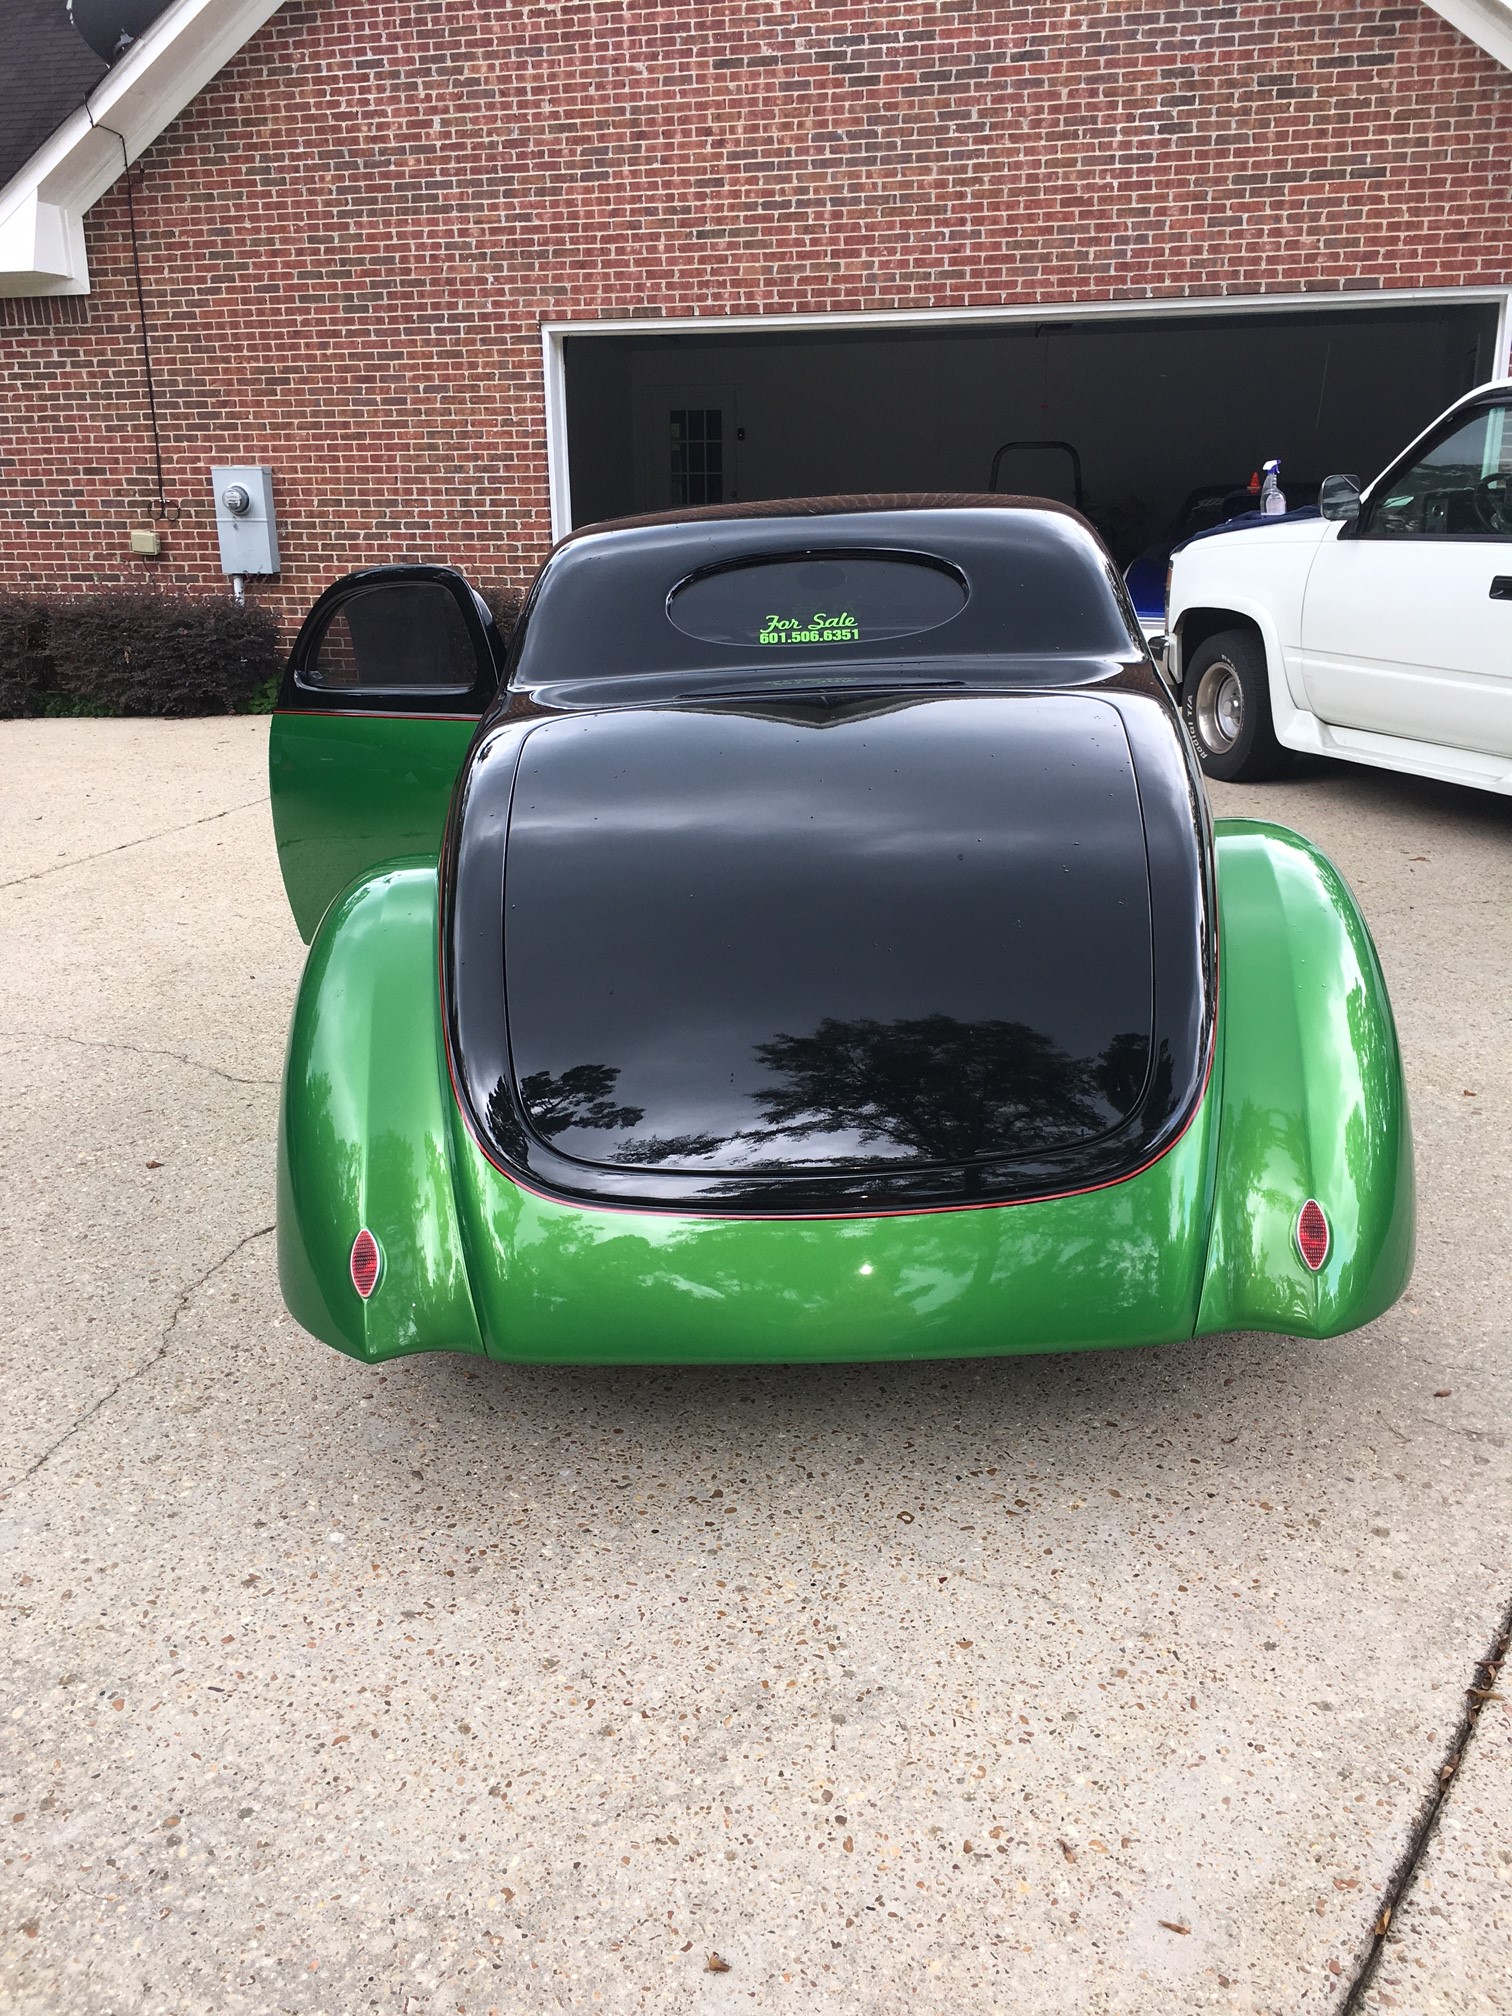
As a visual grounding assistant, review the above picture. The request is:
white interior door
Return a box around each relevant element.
[1300,399,1512,757]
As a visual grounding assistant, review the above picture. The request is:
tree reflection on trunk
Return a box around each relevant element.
[513,1017,1149,1173]
[749,1014,1143,1168]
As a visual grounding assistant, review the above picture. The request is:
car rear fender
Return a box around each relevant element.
[1197,821,1414,1339]
[277,864,484,1362]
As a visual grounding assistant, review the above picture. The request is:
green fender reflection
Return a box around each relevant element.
[449,1111,1218,1365]
[277,866,483,1362]
[1197,819,1414,1339]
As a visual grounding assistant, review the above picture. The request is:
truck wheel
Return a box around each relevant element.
[1181,629,1291,783]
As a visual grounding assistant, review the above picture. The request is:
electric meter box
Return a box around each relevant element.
[211,465,279,576]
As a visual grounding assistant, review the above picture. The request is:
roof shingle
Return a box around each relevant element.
[0,0,108,192]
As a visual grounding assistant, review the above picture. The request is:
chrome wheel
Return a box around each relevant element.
[1193,659,1244,756]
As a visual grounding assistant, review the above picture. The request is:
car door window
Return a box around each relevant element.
[301,582,479,691]
[1364,402,1512,539]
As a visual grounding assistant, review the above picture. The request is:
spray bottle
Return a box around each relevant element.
[1259,458,1287,517]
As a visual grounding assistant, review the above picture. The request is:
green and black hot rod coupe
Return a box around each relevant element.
[269,496,1413,1366]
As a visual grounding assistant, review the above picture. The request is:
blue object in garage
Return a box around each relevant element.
[1125,484,1321,626]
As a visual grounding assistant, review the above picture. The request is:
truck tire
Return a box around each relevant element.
[1181,628,1292,783]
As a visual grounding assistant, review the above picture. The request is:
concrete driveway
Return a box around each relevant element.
[1,718,1509,2016]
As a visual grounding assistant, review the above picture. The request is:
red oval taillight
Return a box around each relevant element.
[350,1228,382,1299]
[1296,1200,1329,1272]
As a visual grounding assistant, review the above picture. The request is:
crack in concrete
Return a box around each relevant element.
[0,795,267,891]
[4,1031,278,1090]
[1338,1595,1512,2014]
[1,1222,275,1498]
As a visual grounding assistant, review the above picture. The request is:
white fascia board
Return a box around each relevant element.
[1424,0,1512,68]
[0,0,284,296]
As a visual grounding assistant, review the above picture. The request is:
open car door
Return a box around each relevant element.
[269,567,506,940]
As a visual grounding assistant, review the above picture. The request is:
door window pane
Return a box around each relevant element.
[303,583,479,690]
[670,408,724,507]
[1368,403,1512,537]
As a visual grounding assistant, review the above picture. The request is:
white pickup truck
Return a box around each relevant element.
[1165,379,1512,795]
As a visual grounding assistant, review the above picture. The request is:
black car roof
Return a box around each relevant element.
[505,497,1143,700]
[556,490,1095,543]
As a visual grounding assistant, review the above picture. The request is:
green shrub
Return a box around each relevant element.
[36,692,118,717]
[243,673,281,714]
[0,593,54,718]
[45,592,282,717]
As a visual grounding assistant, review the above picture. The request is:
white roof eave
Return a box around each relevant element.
[1424,0,1512,69]
[0,0,284,296]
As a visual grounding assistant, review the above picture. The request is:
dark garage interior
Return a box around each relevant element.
[563,300,1502,564]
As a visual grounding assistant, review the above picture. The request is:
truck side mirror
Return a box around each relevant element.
[1319,474,1362,523]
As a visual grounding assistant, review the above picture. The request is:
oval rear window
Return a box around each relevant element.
[667,552,968,649]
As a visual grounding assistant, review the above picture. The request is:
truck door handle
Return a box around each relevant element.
[1492,577,1512,600]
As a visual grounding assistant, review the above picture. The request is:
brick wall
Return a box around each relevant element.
[1,0,1509,635]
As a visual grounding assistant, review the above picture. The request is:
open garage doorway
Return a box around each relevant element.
[558,297,1506,567]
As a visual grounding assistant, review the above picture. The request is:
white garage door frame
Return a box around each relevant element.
[539,285,1512,541]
